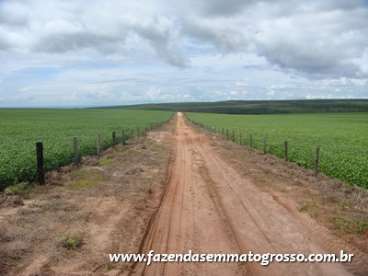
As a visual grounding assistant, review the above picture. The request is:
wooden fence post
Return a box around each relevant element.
[121,129,126,145]
[112,131,117,145]
[36,142,45,185]
[284,141,288,161]
[73,137,81,165]
[249,134,253,148]
[96,134,101,156]
[315,146,320,175]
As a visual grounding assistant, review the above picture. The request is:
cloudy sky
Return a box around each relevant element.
[1,0,368,107]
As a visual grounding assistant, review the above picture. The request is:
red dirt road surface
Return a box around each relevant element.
[133,113,352,276]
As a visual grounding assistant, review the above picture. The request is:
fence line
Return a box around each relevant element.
[34,119,170,185]
[187,117,322,176]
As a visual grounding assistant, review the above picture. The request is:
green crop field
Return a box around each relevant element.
[0,109,172,189]
[187,112,368,189]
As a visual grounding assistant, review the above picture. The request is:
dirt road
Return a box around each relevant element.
[134,113,352,276]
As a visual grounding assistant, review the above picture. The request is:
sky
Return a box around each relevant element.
[1,0,368,107]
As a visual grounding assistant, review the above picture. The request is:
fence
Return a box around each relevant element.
[32,121,167,186]
[187,118,322,176]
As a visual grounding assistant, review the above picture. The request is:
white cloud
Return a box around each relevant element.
[0,0,368,106]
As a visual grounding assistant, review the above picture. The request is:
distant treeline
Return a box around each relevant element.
[116,99,368,114]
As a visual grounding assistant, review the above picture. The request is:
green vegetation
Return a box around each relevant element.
[61,234,83,250]
[98,156,114,167]
[125,99,368,114]
[298,201,320,218]
[332,216,368,235]
[69,168,105,190]
[187,112,368,188]
[0,109,172,189]
[4,182,32,196]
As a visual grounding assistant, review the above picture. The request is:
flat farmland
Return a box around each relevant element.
[1,112,368,275]
[0,109,172,189]
[187,112,368,189]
